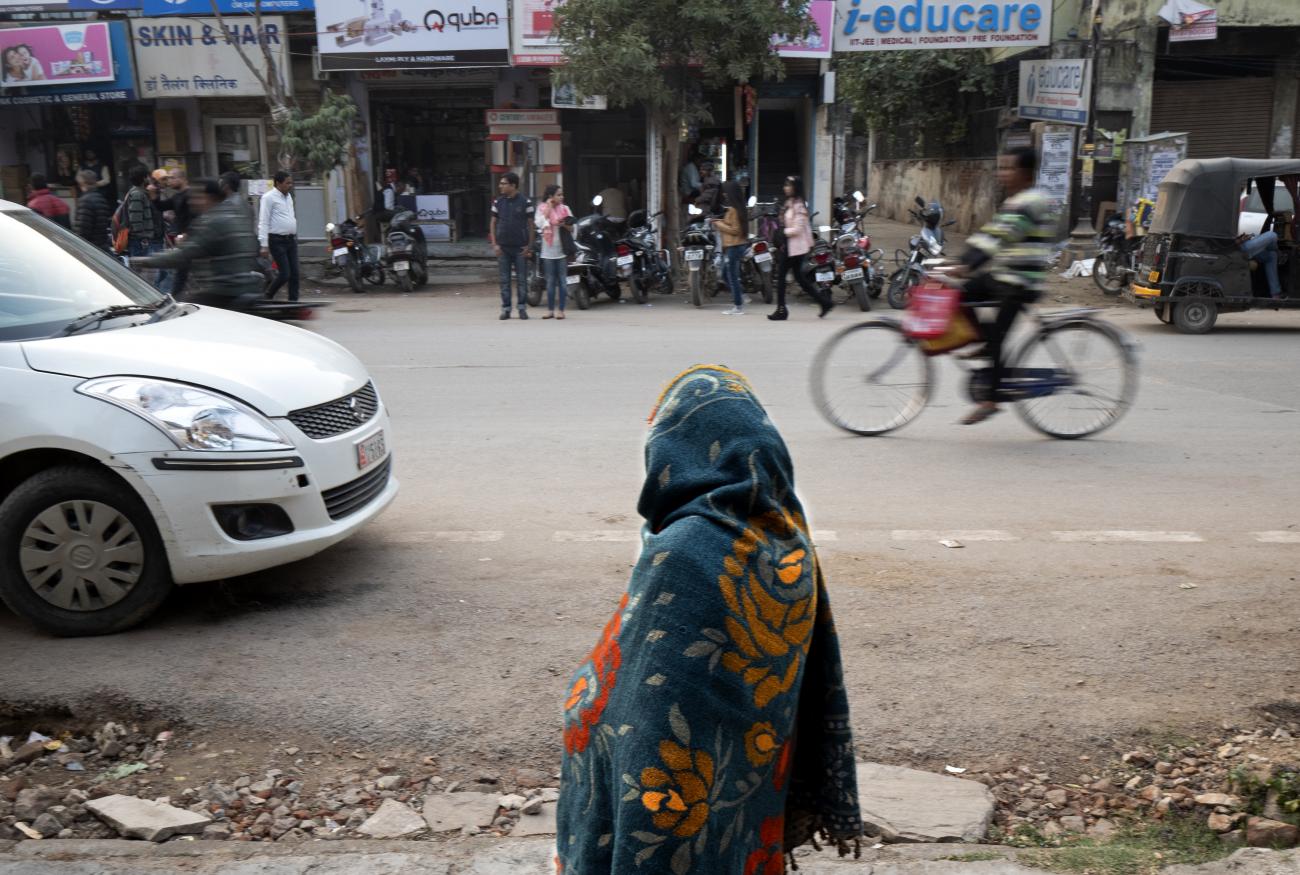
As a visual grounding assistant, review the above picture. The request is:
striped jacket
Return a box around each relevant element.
[961,187,1057,289]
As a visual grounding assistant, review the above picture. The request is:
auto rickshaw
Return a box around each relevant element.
[1127,158,1300,334]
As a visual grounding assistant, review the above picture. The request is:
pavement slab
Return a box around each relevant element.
[856,763,996,842]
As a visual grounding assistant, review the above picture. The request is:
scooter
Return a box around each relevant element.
[830,191,883,311]
[801,212,838,304]
[739,195,775,305]
[384,208,429,293]
[888,196,955,309]
[680,204,717,308]
[327,213,386,293]
[571,194,625,306]
[624,209,673,304]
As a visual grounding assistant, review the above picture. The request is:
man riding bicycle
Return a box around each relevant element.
[956,146,1058,425]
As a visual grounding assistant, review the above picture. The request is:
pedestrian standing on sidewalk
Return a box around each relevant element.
[159,168,193,296]
[123,165,158,263]
[712,181,749,315]
[770,175,832,320]
[26,173,70,228]
[557,364,863,873]
[74,170,112,251]
[259,171,300,302]
[535,184,572,319]
[490,172,534,320]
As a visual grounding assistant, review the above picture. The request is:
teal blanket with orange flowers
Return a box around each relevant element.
[558,366,861,874]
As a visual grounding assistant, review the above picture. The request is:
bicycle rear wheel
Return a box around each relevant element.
[811,321,931,436]
[1011,318,1137,439]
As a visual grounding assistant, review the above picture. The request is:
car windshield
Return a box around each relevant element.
[0,210,166,342]
[1243,185,1296,214]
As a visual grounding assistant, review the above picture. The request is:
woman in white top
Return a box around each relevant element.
[535,184,573,319]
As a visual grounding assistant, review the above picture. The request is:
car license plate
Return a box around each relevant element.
[617,255,634,266]
[842,268,864,282]
[685,249,704,262]
[333,247,348,257]
[815,271,835,284]
[394,261,409,272]
[754,252,772,263]
[355,430,386,471]
[566,275,580,285]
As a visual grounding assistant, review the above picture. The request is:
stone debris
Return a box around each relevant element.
[511,800,558,837]
[86,794,212,842]
[358,799,426,839]
[855,762,996,842]
[421,791,502,833]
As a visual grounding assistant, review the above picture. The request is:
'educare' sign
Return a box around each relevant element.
[833,0,1051,51]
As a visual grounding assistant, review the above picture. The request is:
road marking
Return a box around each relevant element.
[1253,531,1300,543]
[553,531,642,542]
[433,531,504,542]
[812,530,838,542]
[1052,530,1204,543]
[891,530,1019,542]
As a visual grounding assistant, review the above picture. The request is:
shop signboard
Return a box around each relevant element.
[0,21,135,106]
[551,82,605,110]
[132,17,292,99]
[1018,58,1090,126]
[486,108,555,124]
[141,0,313,15]
[316,0,509,69]
[0,23,114,90]
[511,0,566,65]
[68,0,142,9]
[834,0,1050,52]
[774,0,833,58]
[0,0,68,10]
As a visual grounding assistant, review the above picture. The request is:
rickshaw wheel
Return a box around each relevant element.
[1172,297,1218,335]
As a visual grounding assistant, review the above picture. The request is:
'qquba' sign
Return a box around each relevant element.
[833,0,1051,51]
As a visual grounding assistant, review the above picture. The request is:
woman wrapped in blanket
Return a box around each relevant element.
[558,365,862,874]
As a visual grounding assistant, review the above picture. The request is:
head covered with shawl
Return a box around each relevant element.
[558,365,861,874]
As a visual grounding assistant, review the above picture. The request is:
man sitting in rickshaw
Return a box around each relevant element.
[1239,229,1282,299]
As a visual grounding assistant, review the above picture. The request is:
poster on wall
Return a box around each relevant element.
[774,0,833,58]
[1037,129,1075,214]
[511,0,566,65]
[1018,58,1090,126]
[141,0,312,15]
[834,0,1051,52]
[316,0,509,69]
[0,23,115,89]
[132,17,292,99]
[0,21,135,106]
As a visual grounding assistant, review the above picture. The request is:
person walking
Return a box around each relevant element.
[159,169,193,296]
[74,170,112,251]
[535,184,572,319]
[259,171,301,302]
[122,165,158,263]
[490,172,535,320]
[769,175,832,320]
[26,174,70,228]
[712,181,749,315]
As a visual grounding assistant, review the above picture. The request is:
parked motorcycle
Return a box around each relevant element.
[802,213,839,304]
[1093,212,1136,295]
[570,194,625,307]
[829,190,882,311]
[680,204,717,308]
[737,195,775,305]
[624,209,673,304]
[384,208,429,293]
[887,196,955,309]
[327,213,385,293]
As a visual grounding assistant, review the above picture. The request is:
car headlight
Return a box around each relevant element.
[78,377,293,452]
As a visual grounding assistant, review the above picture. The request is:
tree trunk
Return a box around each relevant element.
[659,110,682,283]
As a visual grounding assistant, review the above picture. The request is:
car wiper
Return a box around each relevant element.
[58,303,164,337]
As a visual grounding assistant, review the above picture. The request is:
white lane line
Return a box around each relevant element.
[386,531,505,543]
[812,530,838,542]
[891,530,1019,542]
[553,531,642,543]
[1052,530,1204,543]
[1253,531,1300,543]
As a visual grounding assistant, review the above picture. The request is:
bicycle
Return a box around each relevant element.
[811,276,1139,439]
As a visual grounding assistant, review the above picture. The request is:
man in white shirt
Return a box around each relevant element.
[258,171,300,302]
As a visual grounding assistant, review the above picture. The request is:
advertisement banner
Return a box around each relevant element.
[1037,128,1075,213]
[141,0,313,15]
[316,0,509,69]
[551,82,605,110]
[0,21,135,106]
[834,0,1051,52]
[1,23,114,90]
[0,0,68,10]
[132,17,292,99]
[67,0,142,9]
[775,0,833,58]
[511,0,565,65]
[1018,58,1090,126]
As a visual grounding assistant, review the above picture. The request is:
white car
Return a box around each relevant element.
[1238,180,1295,237]
[0,201,397,636]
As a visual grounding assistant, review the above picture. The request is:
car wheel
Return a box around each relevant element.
[0,466,173,637]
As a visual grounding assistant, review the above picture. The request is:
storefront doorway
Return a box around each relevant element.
[560,105,646,216]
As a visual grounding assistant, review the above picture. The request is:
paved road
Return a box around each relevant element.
[2,286,1298,771]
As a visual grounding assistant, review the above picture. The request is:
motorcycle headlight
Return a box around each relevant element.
[78,377,293,452]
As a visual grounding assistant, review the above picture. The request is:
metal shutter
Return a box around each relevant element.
[1150,79,1275,159]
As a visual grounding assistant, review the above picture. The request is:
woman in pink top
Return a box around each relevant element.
[769,175,832,320]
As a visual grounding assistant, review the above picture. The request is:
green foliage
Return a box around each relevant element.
[551,0,811,127]
[281,90,359,178]
[837,50,998,145]
[1009,817,1231,875]
[1229,764,1300,826]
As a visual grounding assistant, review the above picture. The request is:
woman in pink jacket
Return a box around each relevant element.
[769,175,832,320]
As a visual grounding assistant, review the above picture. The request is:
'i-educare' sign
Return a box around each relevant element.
[833,0,1051,51]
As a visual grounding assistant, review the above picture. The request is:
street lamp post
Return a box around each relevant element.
[1067,0,1104,258]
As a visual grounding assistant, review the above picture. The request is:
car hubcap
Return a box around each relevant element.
[19,500,144,612]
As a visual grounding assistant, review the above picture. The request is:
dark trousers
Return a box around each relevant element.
[498,246,528,312]
[266,234,300,302]
[963,274,1032,399]
[776,252,828,308]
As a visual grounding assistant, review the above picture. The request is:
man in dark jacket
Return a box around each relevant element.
[27,174,71,228]
[489,171,534,320]
[123,165,157,259]
[75,170,113,251]
[132,178,262,309]
[158,168,193,296]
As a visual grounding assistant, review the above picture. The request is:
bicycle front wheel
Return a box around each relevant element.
[811,321,932,436]
[1012,318,1138,439]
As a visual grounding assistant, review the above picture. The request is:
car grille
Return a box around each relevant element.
[288,382,378,439]
[322,456,392,521]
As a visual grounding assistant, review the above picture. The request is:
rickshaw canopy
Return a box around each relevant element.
[1150,158,1300,239]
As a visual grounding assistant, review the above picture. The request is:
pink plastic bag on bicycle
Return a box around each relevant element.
[902,280,960,340]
